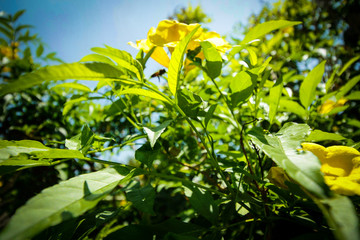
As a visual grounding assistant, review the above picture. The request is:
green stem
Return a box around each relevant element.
[209,77,270,217]
[141,82,234,195]
[87,134,147,154]
[114,94,142,131]
[173,104,234,195]
[84,157,135,169]
[210,78,257,181]
[149,172,226,197]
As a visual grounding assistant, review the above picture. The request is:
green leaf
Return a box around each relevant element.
[106,99,127,116]
[135,143,160,167]
[51,82,92,92]
[0,26,12,39]
[168,25,201,96]
[241,20,302,45]
[325,68,338,92]
[0,140,85,163]
[246,46,258,66]
[118,88,170,103]
[0,18,12,31]
[335,75,360,100]
[34,208,119,240]
[32,149,85,159]
[300,60,326,109]
[249,57,272,75]
[184,185,219,224]
[126,183,155,215]
[36,44,44,57]
[164,233,199,240]
[205,104,217,129]
[144,120,172,148]
[135,48,144,63]
[346,91,360,100]
[12,10,26,22]
[142,46,156,68]
[0,62,126,96]
[200,41,222,79]
[106,218,204,239]
[0,166,134,240]
[14,24,33,33]
[248,123,330,198]
[65,125,95,154]
[337,55,360,76]
[0,140,47,159]
[347,119,360,128]
[306,130,347,142]
[278,99,306,118]
[0,159,52,168]
[327,105,349,115]
[177,88,203,118]
[79,53,115,66]
[91,45,143,81]
[63,96,88,116]
[268,77,283,124]
[315,195,359,240]
[230,71,257,106]
[45,52,56,58]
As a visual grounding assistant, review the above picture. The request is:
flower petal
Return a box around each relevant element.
[325,146,359,176]
[301,143,326,162]
[198,31,232,54]
[318,98,348,114]
[302,142,360,196]
[267,166,291,189]
[128,39,152,52]
[325,176,360,196]
[128,39,170,68]
[148,20,202,47]
[151,46,170,68]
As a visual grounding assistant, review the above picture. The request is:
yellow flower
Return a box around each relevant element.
[1,66,11,73]
[128,20,231,69]
[128,39,170,68]
[197,31,232,54]
[1,46,13,59]
[302,142,360,196]
[0,45,19,60]
[147,20,203,48]
[318,97,348,114]
[267,166,292,189]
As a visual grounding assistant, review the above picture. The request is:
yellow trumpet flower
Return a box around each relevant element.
[128,20,231,69]
[318,97,348,114]
[267,166,292,190]
[302,142,360,196]
[128,39,170,68]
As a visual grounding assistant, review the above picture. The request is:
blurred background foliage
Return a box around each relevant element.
[0,0,359,239]
[232,0,360,141]
[0,10,137,228]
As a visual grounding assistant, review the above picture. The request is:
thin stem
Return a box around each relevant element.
[142,82,234,195]
[209,77,270,218]
[174,104,235,195]
[149,172,226,197]
[210,78,257,180]
[87,134,147,154]
[84,157,135,169]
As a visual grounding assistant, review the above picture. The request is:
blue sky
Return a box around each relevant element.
[2,0,274,74]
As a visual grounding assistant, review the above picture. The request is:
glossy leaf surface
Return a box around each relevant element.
[0,166,133,240]
[167,25,200,96]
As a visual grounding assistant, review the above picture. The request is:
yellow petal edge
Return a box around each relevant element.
[302,142,360,196]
